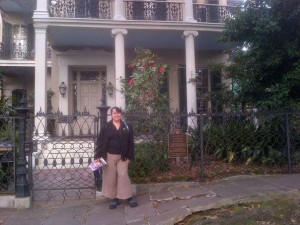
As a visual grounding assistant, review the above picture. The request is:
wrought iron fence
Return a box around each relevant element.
[122,110,300,182]
[0,117,17,194]
[28,111,99,201]
[1,108,299,198]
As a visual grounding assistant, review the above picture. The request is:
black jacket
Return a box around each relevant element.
[94,120,135,161]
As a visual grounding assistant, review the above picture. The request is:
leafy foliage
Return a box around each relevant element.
[129,142,170,183]
[220,0,300,110]
[121,48,172,176]
[121,48,169,113]
[188,113,288,165]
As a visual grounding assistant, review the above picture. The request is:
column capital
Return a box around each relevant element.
[112,29,128,37]
[183,31,198,38]
[34,24,48,31]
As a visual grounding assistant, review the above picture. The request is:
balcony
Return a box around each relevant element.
[49,0,112,19]
[49,0,238,23]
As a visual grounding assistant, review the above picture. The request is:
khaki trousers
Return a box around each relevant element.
[102,153,132,200]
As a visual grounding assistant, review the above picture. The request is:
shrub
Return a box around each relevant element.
[129,142,170,182]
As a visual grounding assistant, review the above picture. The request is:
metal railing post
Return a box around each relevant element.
[199,112,205,181]
[285,110,291,174]
[15,98,30,197]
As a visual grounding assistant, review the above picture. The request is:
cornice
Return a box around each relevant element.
[183,31,199,37]
[33,18,225,33]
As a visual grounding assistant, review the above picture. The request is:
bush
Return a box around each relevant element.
[188,113,288,165]
[129,141,170,182]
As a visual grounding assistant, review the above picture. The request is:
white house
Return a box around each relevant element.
[0,0,243,117]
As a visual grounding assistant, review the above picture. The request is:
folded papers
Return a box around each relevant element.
[89,157,107,171]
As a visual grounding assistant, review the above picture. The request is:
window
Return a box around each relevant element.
[12,89,27,108]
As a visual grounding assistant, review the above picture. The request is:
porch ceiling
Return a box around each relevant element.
[48,26,231,51]
[0,0,35,13]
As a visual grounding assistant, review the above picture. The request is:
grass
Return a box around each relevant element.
[176,198,300,225]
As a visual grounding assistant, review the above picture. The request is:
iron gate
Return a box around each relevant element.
[27,111,99,201]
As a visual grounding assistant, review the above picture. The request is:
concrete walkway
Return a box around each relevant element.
[1,174,300,225]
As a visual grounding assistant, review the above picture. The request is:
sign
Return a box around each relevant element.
[168,130,188,158]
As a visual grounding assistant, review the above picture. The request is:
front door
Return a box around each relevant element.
[72,69,105,135]
[72,69,104,115]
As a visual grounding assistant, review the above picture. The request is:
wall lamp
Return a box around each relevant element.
[50,0,58,6]
[106,82,114,97]
[59,82,67,97]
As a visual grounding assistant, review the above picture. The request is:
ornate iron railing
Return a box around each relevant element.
[125,0,184,21]
[193,3,237,23]
[0,24,35,60]
[0,42,52,60]
[48,0,238,23]
[49,0,112,19]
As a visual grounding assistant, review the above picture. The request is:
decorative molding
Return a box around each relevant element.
[111,29,128,37]
[183,31,198,38]
[33,24,48,30]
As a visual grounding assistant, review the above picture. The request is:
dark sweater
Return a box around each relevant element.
[94,120,135,161]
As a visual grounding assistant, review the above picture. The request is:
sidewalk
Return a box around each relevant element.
[1,174,300,225]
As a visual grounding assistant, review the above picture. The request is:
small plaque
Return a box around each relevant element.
[168,130,188,158]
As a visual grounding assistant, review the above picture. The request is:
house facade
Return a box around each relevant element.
[0,0,242,117]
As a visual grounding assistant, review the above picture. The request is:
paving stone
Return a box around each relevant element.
[148,208,192,225]
[156,199,186,214]
[127,219,149,225]
[1,175,300,225]
[126,204,157,223]
[170,186,209,199]
[86,201,127,225]
[261,174,300,189]
[43,201,91,225]
[207,180,257,199]
[1,208,50,225]
[182,195,225,212]
[232,176,291,194]
[150,191,174,201]
[134,194,151,207]
[0,209,17,225]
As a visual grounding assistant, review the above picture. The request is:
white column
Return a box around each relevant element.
[114,0,125,20]
[183,30,198,127]
[33,0,49,18]
[219,0,227,5]
[33,25,48,137]
[34,25,48,115]
[185,0,196,22]
[112,29,127,110]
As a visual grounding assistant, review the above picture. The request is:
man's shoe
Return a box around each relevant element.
[109,198,120,209]
[127,197,138,208]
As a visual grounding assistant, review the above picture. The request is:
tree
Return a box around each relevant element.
[121,48,169,113]
[220,0,300,110]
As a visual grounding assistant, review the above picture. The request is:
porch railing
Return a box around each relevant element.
[125,0,184,21]
[193,3,237,23]
[48,0,238,23]
[0,41,52,60]
[49,0,112,19]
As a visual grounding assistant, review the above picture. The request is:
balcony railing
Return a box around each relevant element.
[193,3,237,23]
[124,0,184,21]
[49,0,112,19]
[0,42,52,60]
[49,0,237,23]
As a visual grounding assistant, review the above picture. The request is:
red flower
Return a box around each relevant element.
[129,79,133,86]
[159,67,165,74]
[149,61,155,67]
[128,64,133,69]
